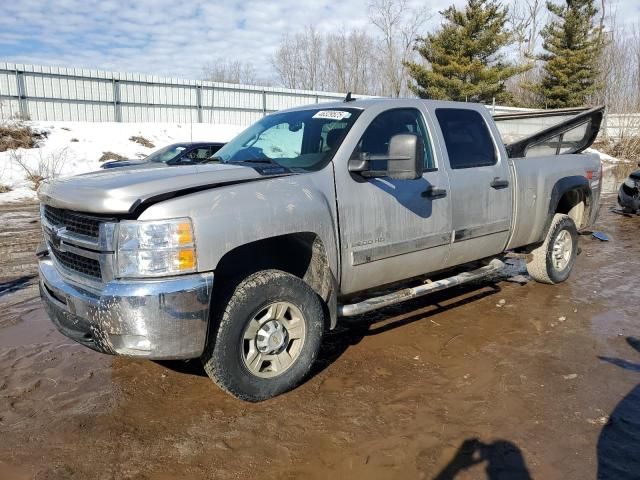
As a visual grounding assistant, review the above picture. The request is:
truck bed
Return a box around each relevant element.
[507,152,601,250]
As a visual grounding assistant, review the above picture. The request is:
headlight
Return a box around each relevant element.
[116,218,196,278]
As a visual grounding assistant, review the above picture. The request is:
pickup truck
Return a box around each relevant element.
[37,98,604,401]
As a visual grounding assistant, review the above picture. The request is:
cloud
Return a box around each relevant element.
[0,0,432,80]
[1,0,638,82]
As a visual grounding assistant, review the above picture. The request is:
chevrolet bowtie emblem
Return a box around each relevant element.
[50,225,66,249]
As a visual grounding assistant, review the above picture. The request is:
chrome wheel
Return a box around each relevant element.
[241,302,306,378]
[552,229,573,271]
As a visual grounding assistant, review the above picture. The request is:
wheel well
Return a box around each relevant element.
[213,233,337,328]
[555,188,587,228]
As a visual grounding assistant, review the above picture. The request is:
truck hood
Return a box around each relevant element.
[38,163,290,215]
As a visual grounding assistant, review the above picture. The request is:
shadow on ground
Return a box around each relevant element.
[0,275,36,298]
[597,336,640,479]
[434,438,532,479]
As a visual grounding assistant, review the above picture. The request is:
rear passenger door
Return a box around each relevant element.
[432,106,513,267]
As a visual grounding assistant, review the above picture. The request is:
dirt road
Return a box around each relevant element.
[0,197,638,480]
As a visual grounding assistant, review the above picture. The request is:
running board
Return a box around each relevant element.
[338,259,505,317]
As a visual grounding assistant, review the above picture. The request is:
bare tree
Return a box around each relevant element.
[203,59,260,85]
[507,0,547,106]
[345,29,381,94]
[271,2,429,96]
[272,33,303,89]
[368,0,431,97]
[299,26,324,90]
[325,29,381,94]
[271,27,325,90]
[594,20,640,113]
[10,147,68,190]
[272,26,381,94]
[510,0,546,60]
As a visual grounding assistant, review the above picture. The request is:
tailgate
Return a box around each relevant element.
[494,106,604,158]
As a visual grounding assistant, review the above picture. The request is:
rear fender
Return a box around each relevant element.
[542,176,592,238]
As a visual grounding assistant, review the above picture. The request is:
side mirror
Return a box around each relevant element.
[387,134,424,180]
[348,133,424,180]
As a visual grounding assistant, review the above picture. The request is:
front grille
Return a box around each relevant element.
[49,244,102,279]
[43,206,102,238]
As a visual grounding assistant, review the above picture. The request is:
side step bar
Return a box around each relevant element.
[338,259,505,317]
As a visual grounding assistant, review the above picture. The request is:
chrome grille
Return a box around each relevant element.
[43,206,104,238]
[41,205,118,284]
[49,243,102,279]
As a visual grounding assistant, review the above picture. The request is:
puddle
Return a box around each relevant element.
[590,311,634,347]
[0,302,58,349]
[602,161,637,194]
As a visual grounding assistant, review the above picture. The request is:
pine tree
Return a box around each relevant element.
[536,0,603,108]
[406,0,528,104]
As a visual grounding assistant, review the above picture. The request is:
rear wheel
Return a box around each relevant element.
[201,270,324,402]
[526,214,578,284]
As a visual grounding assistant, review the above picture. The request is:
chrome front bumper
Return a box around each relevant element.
[38,258,214,359]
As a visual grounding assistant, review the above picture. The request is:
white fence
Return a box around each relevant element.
[601,113,640,139]
[1,63,638,138]
[0,63,371,125]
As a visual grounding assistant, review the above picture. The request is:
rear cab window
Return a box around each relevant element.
[435,108,497,169]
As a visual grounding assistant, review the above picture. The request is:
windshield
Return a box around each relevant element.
[213,108,362,171]
[147,144,187,163]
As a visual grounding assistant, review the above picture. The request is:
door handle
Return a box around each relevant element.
[490,177,510,189]
[422,187,447,199]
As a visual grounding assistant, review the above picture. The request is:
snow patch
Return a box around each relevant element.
[585,147,621,164]
[0,121,244,204]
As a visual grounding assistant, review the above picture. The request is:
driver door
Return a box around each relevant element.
[334,106,452,295]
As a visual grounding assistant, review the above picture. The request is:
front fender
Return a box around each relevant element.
[137,169,340,278]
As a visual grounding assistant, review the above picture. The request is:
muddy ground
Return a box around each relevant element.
[0,196,638,480]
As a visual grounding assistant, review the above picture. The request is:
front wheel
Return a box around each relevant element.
[201,270,324,402]
[526,213,578,284]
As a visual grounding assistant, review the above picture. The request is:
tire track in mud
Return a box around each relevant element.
[0,203,41,329]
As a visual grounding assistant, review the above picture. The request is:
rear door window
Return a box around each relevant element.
[435,109,497,169]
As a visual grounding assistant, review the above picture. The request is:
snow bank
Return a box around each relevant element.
[585,147,620,163]
[0,121,245,203]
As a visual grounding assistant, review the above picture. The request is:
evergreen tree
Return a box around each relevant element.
[406,0,528,104]
[536,0,603,108]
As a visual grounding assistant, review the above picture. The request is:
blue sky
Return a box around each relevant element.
[1,0,638,82]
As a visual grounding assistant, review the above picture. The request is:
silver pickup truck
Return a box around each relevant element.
[37,99,604,401]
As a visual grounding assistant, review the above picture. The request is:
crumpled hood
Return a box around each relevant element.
[38,163,278,215]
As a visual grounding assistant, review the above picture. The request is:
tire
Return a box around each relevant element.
[201,269,324,402]
[526,213,578,284]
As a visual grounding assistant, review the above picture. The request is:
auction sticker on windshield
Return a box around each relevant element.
[312,110,352,120]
